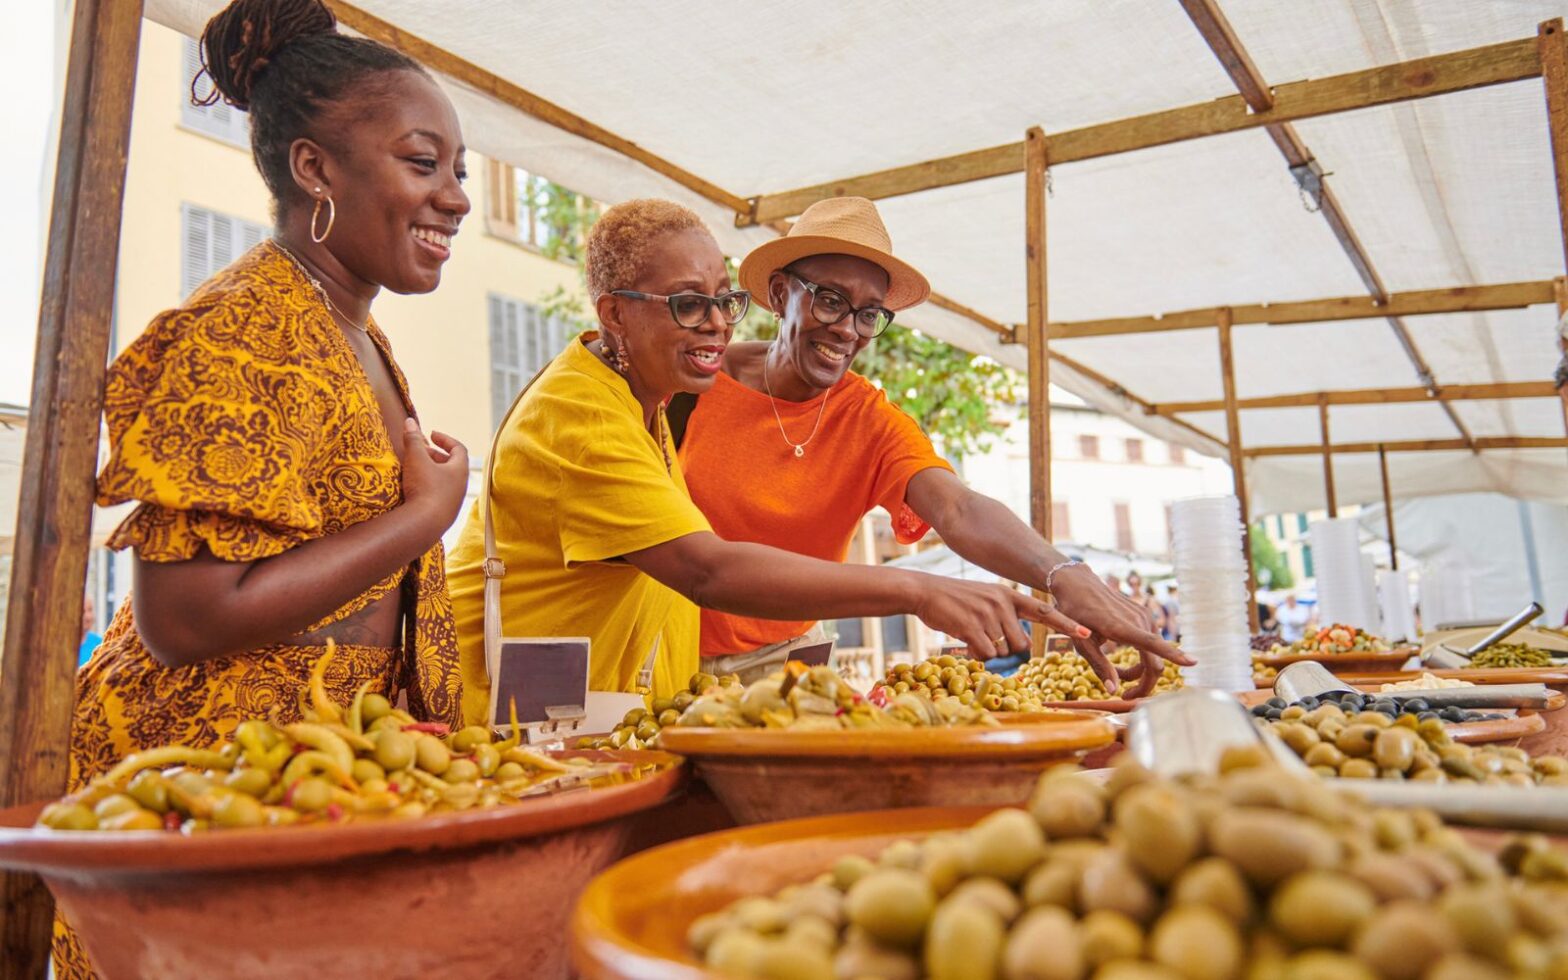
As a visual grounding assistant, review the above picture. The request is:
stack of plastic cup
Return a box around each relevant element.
[1310,518,1379,632]
[1171,495,1254,692]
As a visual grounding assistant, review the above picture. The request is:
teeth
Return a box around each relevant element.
[690,349,720,364]
[812,342,847,362]
[413,228,451,248]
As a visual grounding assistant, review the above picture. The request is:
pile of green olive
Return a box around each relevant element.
[883,656,1050,713]
[1264,700,1568,786]
[688,751,1568,979]
[1467,644,1559,670]
[37,642,657,833]
[577,671,728,750]
[1012,647,1184,703]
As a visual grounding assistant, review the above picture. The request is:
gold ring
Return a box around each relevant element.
[993,636,1006,647]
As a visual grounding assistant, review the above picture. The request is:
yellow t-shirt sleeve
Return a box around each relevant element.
[554,408,711,566]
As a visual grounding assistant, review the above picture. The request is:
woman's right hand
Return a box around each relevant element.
[911,576,1090,660]
[400,418,470,531]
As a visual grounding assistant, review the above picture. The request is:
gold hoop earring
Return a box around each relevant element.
[310,196,336,244]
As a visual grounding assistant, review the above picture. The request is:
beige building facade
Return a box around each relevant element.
[92,21,588,624]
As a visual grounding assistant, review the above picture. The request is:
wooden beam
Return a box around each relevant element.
[1542,20,1568,276]
[1152,380,1558,416]
[742,35,1541,224]
[325,1,752,215]
[1051,280,1554,340]
[1245,436,1568,457]
[1379,446,1399,572]
[0,0,143,975]
[927,292,1014,340]
[1217,309,1260,633]
[1319,397,1337,518]
[1025,128,1051,541]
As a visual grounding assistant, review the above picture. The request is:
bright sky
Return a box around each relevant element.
[0,3,61,408]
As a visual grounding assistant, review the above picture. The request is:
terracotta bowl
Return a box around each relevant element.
[655,714,1114,825]
[1254,646,1418,674]
[1235,686,1563,746]
[1319,669,1568,758]
[569,806,1568,980]
[0,749,684,980]
[572,805,987,980]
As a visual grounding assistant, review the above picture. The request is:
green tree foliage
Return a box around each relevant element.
[1249,522,1295,589]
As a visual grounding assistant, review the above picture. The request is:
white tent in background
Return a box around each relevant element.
[143,0,1568,515]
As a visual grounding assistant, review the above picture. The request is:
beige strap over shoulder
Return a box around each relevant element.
[480,366,548,680]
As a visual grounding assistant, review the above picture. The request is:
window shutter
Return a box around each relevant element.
[181,37,249,147]
[180,205,211,298]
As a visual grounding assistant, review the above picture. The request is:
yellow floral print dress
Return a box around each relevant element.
[54,241,462,978]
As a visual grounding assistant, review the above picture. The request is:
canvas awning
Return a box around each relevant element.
[143,0,1568,517]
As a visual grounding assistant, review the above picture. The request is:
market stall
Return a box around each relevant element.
[6,1,1568,976]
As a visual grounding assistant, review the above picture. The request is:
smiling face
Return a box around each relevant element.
[306,71,470,295]
[768,253,891,391]
[598,227,734,402]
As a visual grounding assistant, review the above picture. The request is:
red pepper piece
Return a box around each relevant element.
[401,722,450,735]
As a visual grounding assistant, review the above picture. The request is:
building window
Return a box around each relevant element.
[1302,544,1315,578]
[489,293,574,430]
[1125,438,1144,463]
[181,38,250,147]
[1164,503,1174,554]
[181,203,267,298]
[1051,501,1071,541]
[1114,502,1134,553]
[1078,434,1100,460]
[880,614,910,653]
[1168,444,1186,465]
[1296,513,1309,534]
[832,618,865,648]
[483,160,597,260]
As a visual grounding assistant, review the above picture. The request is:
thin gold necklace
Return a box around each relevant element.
[762,346,831,459]
[273,240,369,334]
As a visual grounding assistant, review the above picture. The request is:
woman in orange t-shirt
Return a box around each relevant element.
[677,197,1192,696]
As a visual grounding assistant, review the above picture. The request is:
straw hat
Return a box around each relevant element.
[738,197,931,312]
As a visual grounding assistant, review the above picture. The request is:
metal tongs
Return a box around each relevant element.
[1124,687,1568,832]
[1274,660,1554,710]
[1425,601,1543,669]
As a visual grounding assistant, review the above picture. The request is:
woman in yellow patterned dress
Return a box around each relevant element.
[58,0,472,974]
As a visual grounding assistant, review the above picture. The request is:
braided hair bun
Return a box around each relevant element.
[194,0,423,207]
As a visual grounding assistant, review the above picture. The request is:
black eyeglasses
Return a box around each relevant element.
[788,272,895,339]
[611,289,751,328]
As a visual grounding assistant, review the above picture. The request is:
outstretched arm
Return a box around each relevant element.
[624,530,1087,659]
[906,467,1192,696]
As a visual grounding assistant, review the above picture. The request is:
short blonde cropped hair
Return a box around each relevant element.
[585,199,712,302]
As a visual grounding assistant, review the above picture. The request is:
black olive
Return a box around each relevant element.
[1404,699,1429,712]
[1267,697,1287,709]
[1440,707,1465,722]
[1251,704,1272,717]
[1417,711,1439,721]
[1299,696,1320,709]
[1266,708,1284,720]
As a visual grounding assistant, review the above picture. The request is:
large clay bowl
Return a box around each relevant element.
[656,714,1114,825]
[573,805,987,979]
[1236,686,1563,746]
[0,749,683,980]
[1255,646,1417,674]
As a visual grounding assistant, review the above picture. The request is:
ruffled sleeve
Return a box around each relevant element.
[96,292,334,562]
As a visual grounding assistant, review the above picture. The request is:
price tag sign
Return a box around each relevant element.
[785,640,835,668]
[488,637,591,732]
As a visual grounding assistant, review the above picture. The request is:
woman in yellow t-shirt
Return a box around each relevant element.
[446,200,1090,724]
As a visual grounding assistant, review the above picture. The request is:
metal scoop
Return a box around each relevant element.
[1426,601,1543,669]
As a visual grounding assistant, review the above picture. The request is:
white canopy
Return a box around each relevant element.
[146,0,1568,514]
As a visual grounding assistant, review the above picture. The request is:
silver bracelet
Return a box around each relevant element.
[1045,559,1084,592]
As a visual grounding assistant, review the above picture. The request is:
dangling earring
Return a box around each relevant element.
[608,341,630,375]
[311,194,336,244]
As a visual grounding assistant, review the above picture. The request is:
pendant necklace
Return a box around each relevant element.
[273,240,369,334]
[762,348,831,459]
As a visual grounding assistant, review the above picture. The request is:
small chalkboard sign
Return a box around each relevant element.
[488,637,591,732]
[786,640,835,668]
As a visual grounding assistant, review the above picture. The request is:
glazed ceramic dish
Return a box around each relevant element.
[1254,645,1418,674]
[0,749,683,980]
[572,805,986,980]
[656,714,1114,824]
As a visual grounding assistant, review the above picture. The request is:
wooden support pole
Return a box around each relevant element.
[0,0,143,975]
[1051,279,1555,340]
[1379,446,1399,571]
[742,35,1541,224]
[1152,380,1557,415]
[1318,397,1337,518]
[1245,436,1568,456]
[1541,20,1568,277]
[1025,128,1051,542]
[1217,309,1259,632]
